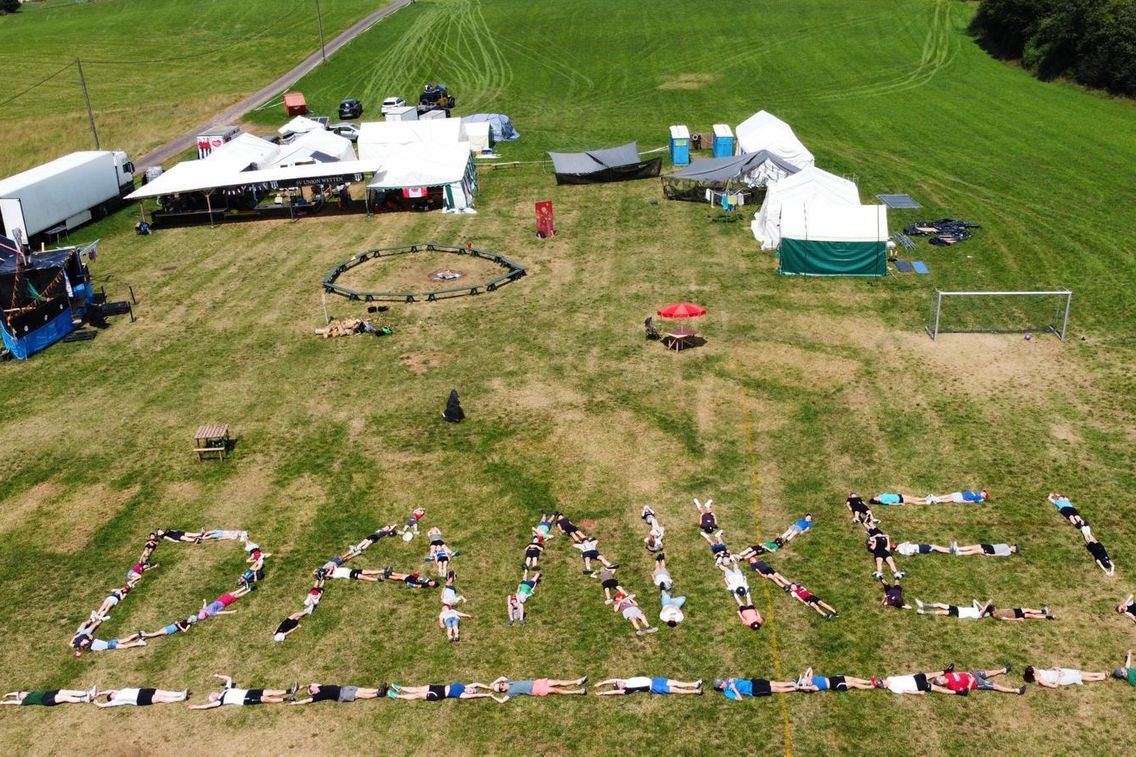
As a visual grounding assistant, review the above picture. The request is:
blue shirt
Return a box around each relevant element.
[811,676,829,691]
[878,493,901,505]
[724,679,752,700]
[794,518,813,531]
[961,490,984,502]
[1051,497,1073,511]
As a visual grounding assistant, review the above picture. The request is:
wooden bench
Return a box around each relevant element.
[194,424,230,461]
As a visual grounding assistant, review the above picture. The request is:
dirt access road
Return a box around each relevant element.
[136,0,414,170]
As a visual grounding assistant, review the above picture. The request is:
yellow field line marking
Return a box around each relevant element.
[739,392,793,757]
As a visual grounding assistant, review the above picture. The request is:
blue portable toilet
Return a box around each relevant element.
[712,123,734,157]
[669,125,690,166]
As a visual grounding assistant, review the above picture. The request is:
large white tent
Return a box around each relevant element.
[735,111,815,170]
[366,142,477,212]
[777,201,888,277]
[751,166,860,249]
[270,129,357,167]
[357,120,464,161]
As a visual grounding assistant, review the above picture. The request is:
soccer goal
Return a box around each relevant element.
[925,289,1072,341]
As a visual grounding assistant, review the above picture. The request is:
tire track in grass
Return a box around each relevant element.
[739,391,794,757]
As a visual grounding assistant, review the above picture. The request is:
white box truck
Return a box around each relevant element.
[0,150,135,245]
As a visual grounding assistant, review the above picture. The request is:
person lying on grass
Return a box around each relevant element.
[846,492,873,525]
[894,542,951,557]
[73,631,147,655]
[736,603,763,630]
[595,677,701,696]
[795,668,875,692]
[695,498,724,545]
[533,513,556,540]
[483,676,587,701]
[554,513,587,543]
[644,527,664,554]
[516,572,540,602]
[651,554,674,593]
[880,579,911,610]
[950,542,1019,557]
[928,490,989,504]
[1113,650,1136,687]
[399,508,426,540]
[126,560,158,586]
[736,553,790,589]
[388,682,497,702]
[1085,534,1115,576]
[932,666,1024,695]
[611,592,657,635]
[713,677,796,699]
[95,688,188,707]
[189,675,290,709]
[304,579,324,614]
[289,683,386,705]
[93,585,133,621]
[660,590,686,627]
[867,531,905,580]
[153,529,203,544]
[507,593,525,625]
[273,610,307,642]
[141,616,196,639]
[439,605,471,642]
[719,557,751,607]
[879,666,961,695]
[197,585,254,620]
[1047,493,1086,527]
[778,514,814,542]
[915,599,991,619]
[523,536,544,572]
[384,569,438,588]
[2,688,96,706]
[988,605,1054,621]
[786,583,838,618]
[598,565,628,604]
[441,571,465,606]
[1117,595,1136,624]
[572,537,618,575]
[351,525,397,556]
[1023,666,1108,688]
[868,492,931,506]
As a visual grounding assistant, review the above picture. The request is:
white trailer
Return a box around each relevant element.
[0,151,135,244]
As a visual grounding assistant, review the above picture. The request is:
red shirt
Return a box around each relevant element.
[793,586,813,601]
[942,672,977,692]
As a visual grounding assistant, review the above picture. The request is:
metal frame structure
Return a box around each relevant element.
[926,289,1073,341]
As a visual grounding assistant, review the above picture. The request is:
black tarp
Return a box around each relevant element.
[548,142,662,185]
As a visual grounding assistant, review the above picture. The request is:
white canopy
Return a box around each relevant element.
[735,111,814,169]
[126,157,382,199]
[366,143,471,189]
[357,119,464,161]
[751,166,860,249]
[778,200,888,243]
[278,115,325,136]
[270,129,356,167]
[464,122,492,153]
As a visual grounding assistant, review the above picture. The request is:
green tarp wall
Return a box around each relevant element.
[778,239,886,277]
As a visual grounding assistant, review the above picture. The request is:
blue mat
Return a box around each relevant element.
[912,261,929,274]
[893,259,913,273]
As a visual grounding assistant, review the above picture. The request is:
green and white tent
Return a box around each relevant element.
[777,201,888,277]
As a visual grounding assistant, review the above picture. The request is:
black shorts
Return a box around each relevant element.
[848,499,869,513]
[981,544,995,555]
[41,691,59,707]
[1013,608,1025,619]
[913,673,930,692]
[245,689,264,705]
[525,548,541,559]
[803,595,820,605]
[426,685,446,701]
[430,539,444,547]
[947,605,960,617]
[349,569,362,580]
[583,550,599,560]
[872,544,890,559]
[751,679,772,697]
[829,676,848,691]
[752,561,774,576]
[137,688,156,706]
[1064,506,1081,519]
[602,578,618,590]
[164,531,185,541]
[560,522,578,534]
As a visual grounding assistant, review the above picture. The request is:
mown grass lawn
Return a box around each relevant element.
[0,1,1134,754]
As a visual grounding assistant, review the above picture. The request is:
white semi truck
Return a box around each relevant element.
[0,150,135,246]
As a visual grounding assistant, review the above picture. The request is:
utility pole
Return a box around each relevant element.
[76,57,100,149]
[315,0,327,62]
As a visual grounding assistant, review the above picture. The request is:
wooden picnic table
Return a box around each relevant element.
[664,326,697,351]
[194,424,230,461]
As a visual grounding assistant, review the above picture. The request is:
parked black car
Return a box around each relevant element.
[337,98,363,119]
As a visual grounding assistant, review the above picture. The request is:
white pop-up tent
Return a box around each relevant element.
[366,142,477,212]
[463,121,492,154]
[735,111,815,170]
[751,166,860,249]
[270,129,357,167]
[278,115,325,136]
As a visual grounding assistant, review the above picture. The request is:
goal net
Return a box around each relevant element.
[925,289,1072,341]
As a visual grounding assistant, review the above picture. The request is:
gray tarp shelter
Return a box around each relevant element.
[548,142,662,185]
[662,150,800,203]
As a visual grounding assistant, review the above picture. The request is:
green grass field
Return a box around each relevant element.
[1,0,1135,754]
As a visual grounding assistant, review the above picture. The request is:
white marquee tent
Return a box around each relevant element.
[751,166,861,249]
[357,120,464,161]
[735,111,815,170]
[366,142,477,212]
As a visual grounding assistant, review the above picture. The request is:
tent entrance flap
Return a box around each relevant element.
[778,239,887,277]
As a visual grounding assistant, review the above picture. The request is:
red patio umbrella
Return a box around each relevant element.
[657,302,707,319]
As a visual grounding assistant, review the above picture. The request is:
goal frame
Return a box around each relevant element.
[925,289,1072,341]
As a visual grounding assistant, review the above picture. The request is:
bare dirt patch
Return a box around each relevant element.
[0,481,60,534]
[657,73,717,90]
[30,484,141,552]
[400,351,449,375]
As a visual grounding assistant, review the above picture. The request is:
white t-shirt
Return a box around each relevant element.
[724,569,748,591]
[659,605,684,624]
[653,568,672,588]
[1039,668,1082,686]
[957,604,983,619]
[104,688,140,707]
[220,688,248,706]
[624,676,651,690]
[896,543,920,557]
[989,544,1012,557]
[886,675,919,694]
[331,567,353,580]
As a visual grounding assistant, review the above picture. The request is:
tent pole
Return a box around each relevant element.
[321,289,330,325]
[206,192,214,228]
[137,200,147,224]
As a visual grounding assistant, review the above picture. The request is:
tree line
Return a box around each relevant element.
[970,0,1136,96]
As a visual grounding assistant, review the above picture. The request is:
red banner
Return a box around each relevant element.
[535,200,555,238]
